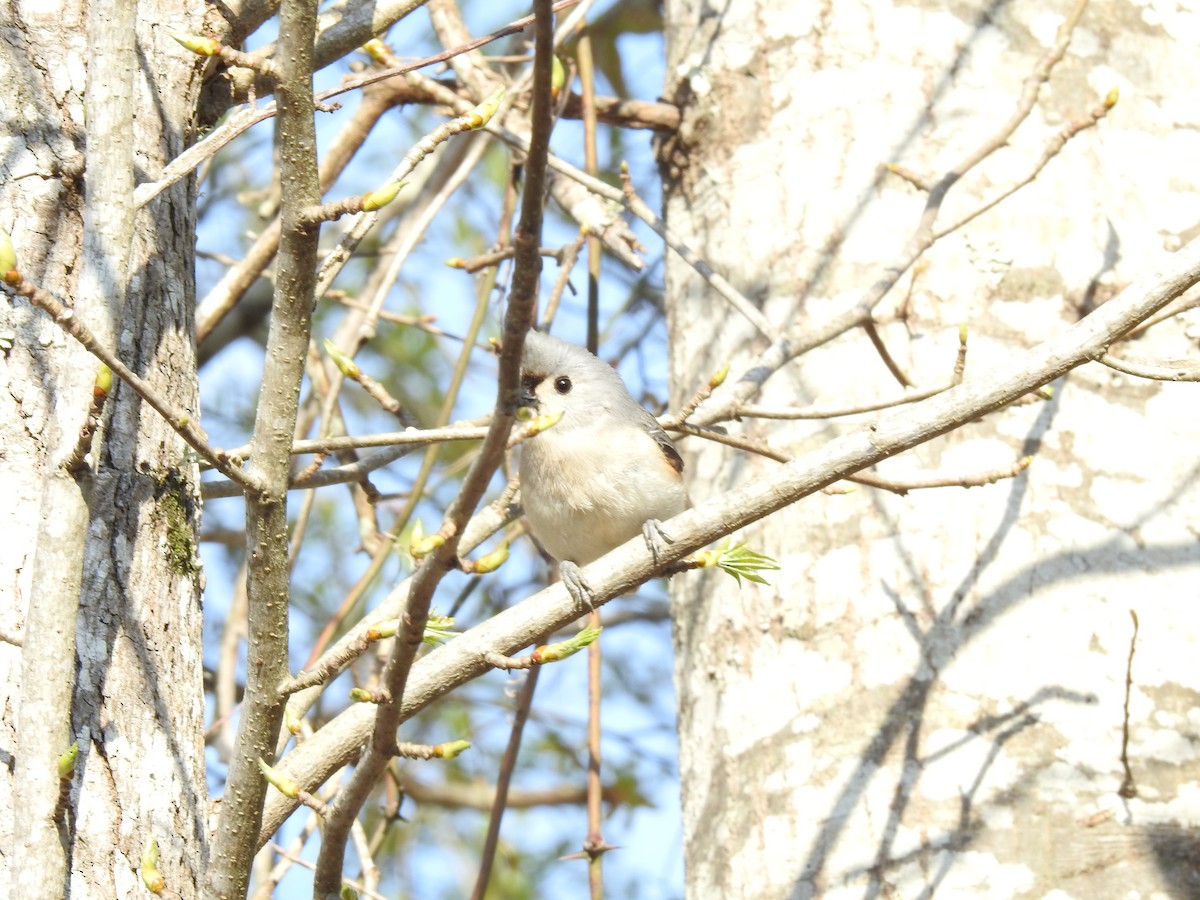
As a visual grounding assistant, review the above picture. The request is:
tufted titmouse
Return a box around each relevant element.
[517,331,688,607]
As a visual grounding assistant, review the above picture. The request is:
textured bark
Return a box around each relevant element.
[661,1,1200,898]
[0,0,208,895]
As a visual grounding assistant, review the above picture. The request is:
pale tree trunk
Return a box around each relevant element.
[661,1,1200,897]
[0,0,208,895]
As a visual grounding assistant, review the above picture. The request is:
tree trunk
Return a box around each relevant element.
[1,0,208,895]
[661,1,1200,897]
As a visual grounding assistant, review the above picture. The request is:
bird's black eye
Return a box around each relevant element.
[554,375,572,394]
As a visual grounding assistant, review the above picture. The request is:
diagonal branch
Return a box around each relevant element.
[309,2,558,894]
[259,235,1200,845]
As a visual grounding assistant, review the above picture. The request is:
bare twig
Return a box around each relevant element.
[560,92,680,131]
[1118,609,1139,799]
[448,246,563,273]
[228,424,491,460]
[268,843,392,900]
[1094,351,1200,382]
[619,167,775,340]
[734,325,968,420]
[863,319,913,388]
[203,444,412,499]
[312,93,503,299]
[847,457,1032,495]
[541,228,589,329]
[934,89,1116,240]
[5,275,252,490]
[686,3,1096,425]
[470,663,542,900]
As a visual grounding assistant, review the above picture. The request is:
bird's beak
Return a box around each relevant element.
[519,378,538,410]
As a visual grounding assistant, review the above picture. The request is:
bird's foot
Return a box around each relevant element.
[559,561,596,612]
[642,518,676,565]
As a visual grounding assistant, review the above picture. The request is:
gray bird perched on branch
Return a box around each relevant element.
[517,331,688,608]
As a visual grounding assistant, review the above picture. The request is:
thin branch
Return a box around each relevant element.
[736,388,949,419]
[470,662,542,900]
[202,444,412,499]
[1093,351,1200,382]
[734,325,968,420]
[404,776,620,810]
[268,844,392,900]
[862,319,913,388]
[1118,609,1139,799]
[560,92,680,131]
[311,101,502,303]
[847,457,1032,495]
[448,245,563,273]
[619,167,776,340]
[4,275,253,491]
[276,492,516,713]
[197,79,399,343]
[249,811,322,900]
[541,228,589,329]
[933,88,1116,240]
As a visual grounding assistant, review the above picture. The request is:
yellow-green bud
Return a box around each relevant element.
[170,32,222,57]
[0,227,16,280]
[551,55,567,99]
[410,533,444,558]
[362,180,406,212]
[57,742,79,779]
[434,739,471,759]
[141,839,164,894]
[708,363,730,389]
[94,365,113,399]
[525,409,563,435]
[323,339,360,377]
[465,89,505,129]
[532,626,602,663]
[468,543,509,574]
[258,757,299,799]
[361,38,389,64]
[368,619,400,640]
